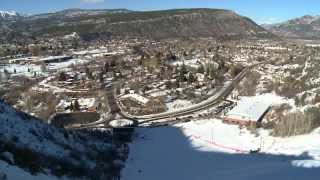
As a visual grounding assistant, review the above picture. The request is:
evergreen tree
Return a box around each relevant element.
[188,72,196,84]
[104,62,109,73]
[73,99,80,111]
[179,63,188,82]
[85,67,93,80]
[58,72,67,81]
[99,71,104,83]
[197,64,205,74]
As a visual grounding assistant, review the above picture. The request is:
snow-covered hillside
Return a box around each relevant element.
[0,160,64,180]
[0,100,124,179]
[0,11,18,18]
[122,118,320,180]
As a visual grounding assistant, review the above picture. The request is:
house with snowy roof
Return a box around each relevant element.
[121,93,150,105]
[223,98,271,126]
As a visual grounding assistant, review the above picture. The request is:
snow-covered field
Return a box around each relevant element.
[171,58,201,68]
[47,58,88,70]
[56,97,96,112]
[239,93,295,107]
[1,58,88,77]
[1,64,42,77]
[122,93,320,180]
[122,119,320,180]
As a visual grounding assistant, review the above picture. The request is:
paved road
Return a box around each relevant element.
[119,62,266,124]
[71,62,264,129]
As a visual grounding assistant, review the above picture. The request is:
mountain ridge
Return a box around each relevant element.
[0,8,275,42]
[264,15,320,39]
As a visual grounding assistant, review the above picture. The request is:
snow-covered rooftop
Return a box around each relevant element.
[8,56,38,63]
[109,119,134,127]
[121,93,149,105]
[226,99,271,122]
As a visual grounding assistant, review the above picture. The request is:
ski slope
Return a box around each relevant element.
[122,119,320,180]
[0,160,67,180]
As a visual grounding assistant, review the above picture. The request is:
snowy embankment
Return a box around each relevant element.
[122,93,320,180]
[166,99,193,112]
[0,100,121,179]
[238,93,296,108]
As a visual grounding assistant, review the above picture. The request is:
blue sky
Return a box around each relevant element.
[1,0,320,24]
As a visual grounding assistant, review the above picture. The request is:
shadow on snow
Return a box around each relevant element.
[122,126,320,180]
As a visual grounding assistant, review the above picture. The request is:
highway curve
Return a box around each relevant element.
[119,63,261,124]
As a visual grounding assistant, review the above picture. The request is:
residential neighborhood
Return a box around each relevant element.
[1,2,320,180]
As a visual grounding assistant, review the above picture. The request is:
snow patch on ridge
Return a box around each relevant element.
[0,11,18,17]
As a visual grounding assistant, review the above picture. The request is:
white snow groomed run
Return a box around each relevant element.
[0,160,67,180]
[121,119,320,180]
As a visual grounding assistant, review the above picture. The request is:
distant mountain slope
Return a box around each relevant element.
[0,11,22,42]
[1,8,274,42]
[264,15,320,39]
[0,100,124,179]
[28,8,132,20]
[0,11,21,24]
[0,11,19,19]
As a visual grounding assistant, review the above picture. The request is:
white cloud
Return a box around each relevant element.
[81,0,105,3]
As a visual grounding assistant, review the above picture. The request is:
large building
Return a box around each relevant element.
[34,55,73,64]
[120,93,150,105]
[224,99,271,126]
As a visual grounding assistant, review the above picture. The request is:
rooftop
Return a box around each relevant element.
[121,93,150,105]
[226,98,271,122]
